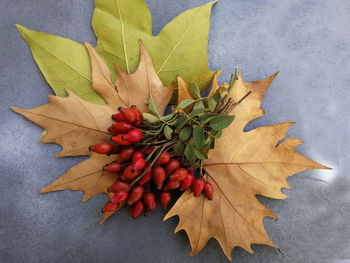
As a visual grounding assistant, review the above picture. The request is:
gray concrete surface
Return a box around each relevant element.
[0,0,348,262]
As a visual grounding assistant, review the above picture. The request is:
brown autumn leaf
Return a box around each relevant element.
[114,40,174,115]
[11,41,173,204]
[164,73,330,260]
[40,153,116,202]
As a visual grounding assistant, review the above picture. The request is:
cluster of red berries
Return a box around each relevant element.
[89,106,214,219]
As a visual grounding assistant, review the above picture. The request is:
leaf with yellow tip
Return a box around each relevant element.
[208,71,220,97]
[177,75,195,105]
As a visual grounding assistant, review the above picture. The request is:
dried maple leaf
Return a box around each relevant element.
[114,40,174,114]
[164,73,329,260]
[11,41,172,203]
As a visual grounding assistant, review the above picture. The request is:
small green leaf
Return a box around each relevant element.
[164,125,173,140]
[207,97,217,112]
[193,126,204,149]
[162,113,174,122]
[193,100,205,111]
[184,145,196,164]
[189,83,201,99]
[210,115,235,130]
[178,99,195,109]
[176,115,188,129]
[210,138,215,149]
[142,113,160,124]
[193,148,208,160]
[212,92,221,102]
[148,96,159,116]
[179,125,192,141]
[173,141,185,154]
[191,108,207,117]
[201,113,219,124]
[215,129,222,138]
[202,135,212,148]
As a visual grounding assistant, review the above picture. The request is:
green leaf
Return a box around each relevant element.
[193,148,208,160]
[178,99,195,109]
[184,145,196,165]
[212,92,221,102]
[176,115,188,129]
[162,113,174,122]
[18,1,217,105]
[92,0,217,95]
[148,96,159,116]
[191,108,208,117]
[200,113,218,124]
[164,125,173,140]
[215,129,222,138]
[193,100,205,111]
[210,115,235,130]
[173,141,185,154]
[179,125,192,141]
[16,24,104,104]
[202,135,212,148]
[189,83,201,99]
[142,113,160,124]
[193,126,204,149]
[210,137,215,149]
[207,97,217,112]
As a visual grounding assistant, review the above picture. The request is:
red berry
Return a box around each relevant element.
[159,191,171,209]
[102,201,120,213]
[164,180,181,191]
[132,151,145,163]
[152,167,166,189]
[127,185,144,205]
[111,121,133,133]
[118,147,135,163]
[108,127,119,135]
[119,108,137,123]
[143,193,157,211]
[150,200,157,210]
[179,173,194,191]
[132,158,146,170]
[121,165,141,181]
[145,146,155,155]
[89,142,112,154]
[103,162,121,173]
[112,112,125,122]
[169,168,188,181]
[156,152,171,165]
[165,159,180,175]
[139,172,151,185]
[204,182,214,200]
[130,106,143,126]
[130,200,144,218]
[112,134,132,145]
[108,143,122,155]
[139,164,152,185]
[109,180,129,193]
[111,190,128,204]
[124,129,143,143]
[192,178,205,197]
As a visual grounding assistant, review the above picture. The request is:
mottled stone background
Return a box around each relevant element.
[0,0,349,262]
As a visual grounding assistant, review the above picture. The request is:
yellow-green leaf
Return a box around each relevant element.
[16,24,104,104]
[93,0,217,91]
